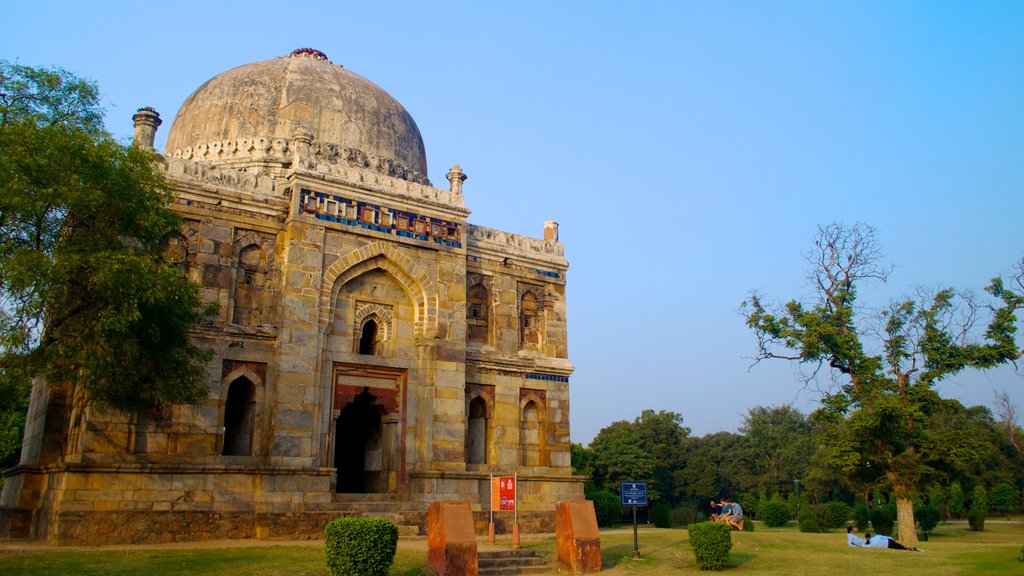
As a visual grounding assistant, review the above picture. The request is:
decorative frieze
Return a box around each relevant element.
[300,188,462,248]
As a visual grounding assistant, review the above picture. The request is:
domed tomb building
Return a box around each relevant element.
[0,49,580,544]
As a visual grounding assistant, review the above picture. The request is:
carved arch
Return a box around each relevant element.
[321,242,437,339]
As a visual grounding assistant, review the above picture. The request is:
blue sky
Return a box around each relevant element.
[3,1,1022,442]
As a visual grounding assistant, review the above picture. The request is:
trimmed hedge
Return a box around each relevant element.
[688,521,733,571]
[590,490,622,527]
[757,498,792,528]
[870,507,894,537]
[324,517,398,576]
[652,503,672,528]
[967,507,986,532]
[797,508,820,533]
[915,504,941,534]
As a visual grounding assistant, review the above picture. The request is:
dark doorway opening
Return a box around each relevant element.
[223,377,255,456]
[334,390,383,493]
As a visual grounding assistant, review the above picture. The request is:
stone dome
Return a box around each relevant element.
[164,48,428,181]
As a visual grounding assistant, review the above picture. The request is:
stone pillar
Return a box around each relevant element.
[427,500,478,576]
[131,107,162,150]
[291,128,313,163]
[446,165,467,195]
[556,500,601,573]
[543,220,559,242]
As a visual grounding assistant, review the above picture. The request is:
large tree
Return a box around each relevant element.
[0,61,213,430]
[739,405,815,496]
[743,223,1022,546]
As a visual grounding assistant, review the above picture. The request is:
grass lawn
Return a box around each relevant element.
[1,521,1021,575]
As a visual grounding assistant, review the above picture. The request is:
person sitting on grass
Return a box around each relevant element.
[847,526,865,547]
[863,532,919,551]
[726,500,744,531]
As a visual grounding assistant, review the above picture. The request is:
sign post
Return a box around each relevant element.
[490,474,519,547]
[620,482,648,559]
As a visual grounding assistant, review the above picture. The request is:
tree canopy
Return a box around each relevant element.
[742,222,1022,545]
[0,60,214,427]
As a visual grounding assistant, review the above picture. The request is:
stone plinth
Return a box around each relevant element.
[556,500,601,573]
[427,500,478,576]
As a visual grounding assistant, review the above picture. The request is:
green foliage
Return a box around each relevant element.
[742,222,1023,546]
[651,503,672,528]
[687,521,733,571]
[739,405,814,495]
[823,501,850,529]
[950,482,966,518]
[738,492,759,519]
[990,483,1017,518]
[589,421,656,496]
[915,504,941,534]
[0,61,215,415]
[798,508,820,533]
[852,503,870,530]
[672,502,701,527]
[972,485,989,513]
[967,508,986,531]
[870,507,895,536]
[1018,544,1024,563]
[757,498,792,527]
[589,490,622,527]
[323,517,397,576]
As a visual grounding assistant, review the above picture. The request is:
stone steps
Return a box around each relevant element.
[477,550,550,576]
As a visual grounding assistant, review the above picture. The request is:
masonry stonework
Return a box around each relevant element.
[0,48,582,545]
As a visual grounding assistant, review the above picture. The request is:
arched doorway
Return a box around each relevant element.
[334,390,383,493]
[223,377,256,456]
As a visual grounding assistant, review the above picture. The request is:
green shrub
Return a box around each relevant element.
[324,517,397,576]
[652,503,672,528]
[798,508,820,533]
[824,501,850,530]
[591,490,622,527]
[1018,544,1024,563]
[757,498,792,527]
[687,521,733,570]
[852,503,870,530]
[870,508,894,536]
[967,507,986,531]
[741,518,754,531]
[672,502,701,527]
[915,504,941,534]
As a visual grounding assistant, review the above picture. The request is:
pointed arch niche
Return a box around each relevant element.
[466,274,493,346]
[320,242,438,341]
[465,384,495,467]
[519,388,547,467]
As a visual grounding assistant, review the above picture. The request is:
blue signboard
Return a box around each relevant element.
[620,482,648,506]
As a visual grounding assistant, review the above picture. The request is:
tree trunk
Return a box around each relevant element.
[895,495,919,547]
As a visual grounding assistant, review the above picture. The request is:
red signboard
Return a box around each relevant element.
[490,476,516,511]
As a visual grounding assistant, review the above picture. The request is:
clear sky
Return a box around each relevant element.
[3,1,1022,443]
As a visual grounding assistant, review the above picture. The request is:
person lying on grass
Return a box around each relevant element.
[863,532,919,551]
[847,526,866,547]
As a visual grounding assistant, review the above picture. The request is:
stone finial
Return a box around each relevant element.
[291,128,313,161]
[132,107,162,150]
[544,221,559,242]
[446,164,467,195]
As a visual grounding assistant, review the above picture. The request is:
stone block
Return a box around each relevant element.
[427,500,478,576]
[556,500,601,573]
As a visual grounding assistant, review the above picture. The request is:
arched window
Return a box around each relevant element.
[233,244,266,326]
[467,284,490,345]
[359,319,379,355]
[520,400,540,466]
[466,396,488,465]
[223,378,256,456]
